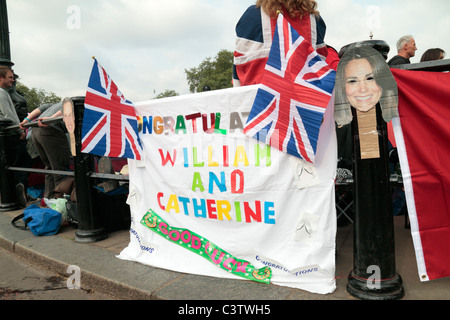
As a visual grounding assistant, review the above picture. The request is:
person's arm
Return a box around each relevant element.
[19,108,43,129]
[37,110,63,127]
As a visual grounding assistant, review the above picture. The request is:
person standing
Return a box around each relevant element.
[0,66,31,207]
[388,35,417,66]
[233,0,329,87]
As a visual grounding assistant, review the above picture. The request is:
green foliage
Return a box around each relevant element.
[185,49,234,93]
[154,89,179,99]
[15,81,61,112]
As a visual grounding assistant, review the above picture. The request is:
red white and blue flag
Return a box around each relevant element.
[243,14,335,163]
[81,59,143,160]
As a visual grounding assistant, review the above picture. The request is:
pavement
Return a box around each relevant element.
[0,204,449,301]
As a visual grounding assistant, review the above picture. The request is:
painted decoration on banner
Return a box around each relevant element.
[243,13,335,163]
[81,58,143,160]
[118,85,337,294]
[141,209,272,283]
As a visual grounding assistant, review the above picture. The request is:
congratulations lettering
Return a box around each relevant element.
[138,111,250,136]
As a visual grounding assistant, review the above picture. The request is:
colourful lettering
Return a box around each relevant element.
[159,149,176,167]
[208,146,219,167]
[191,172,205,192]
[233,145,249,167]
[141,210,272,283]
[153,116,164,134]
[155,193,276,225]
[175,115,187,134]
[208,171,226,194]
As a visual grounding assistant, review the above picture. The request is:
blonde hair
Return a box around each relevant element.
[256,0,319,18]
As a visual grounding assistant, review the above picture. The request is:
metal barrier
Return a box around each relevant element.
[0,96,129,242]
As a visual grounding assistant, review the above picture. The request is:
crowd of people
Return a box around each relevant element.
[387,35,445,66]
[0,65,127,212]
[0,65,76,208]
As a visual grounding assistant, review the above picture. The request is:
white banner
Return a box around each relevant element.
[118,85,337,294]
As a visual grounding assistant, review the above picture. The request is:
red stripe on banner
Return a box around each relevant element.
[392,68,450,281]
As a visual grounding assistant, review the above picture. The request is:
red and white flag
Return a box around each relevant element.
[392,68,450,281]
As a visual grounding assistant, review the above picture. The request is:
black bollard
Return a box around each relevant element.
[338,41,404,300]
[72,96,107,243]
[0,119,19,211]
[347,105,404,300]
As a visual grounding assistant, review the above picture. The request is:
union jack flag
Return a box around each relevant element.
[243,14,335,163]
[81,59,143,160]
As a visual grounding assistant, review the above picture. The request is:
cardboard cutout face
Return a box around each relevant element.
[344,58,382,112]
[62,97,76,156]
[63,98,75,134]
[334,45,398,127]
[334,46,399,159]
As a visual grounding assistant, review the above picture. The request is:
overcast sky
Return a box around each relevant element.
[6,0,450,102]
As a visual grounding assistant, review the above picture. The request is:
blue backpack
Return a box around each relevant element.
[12,204,62,236]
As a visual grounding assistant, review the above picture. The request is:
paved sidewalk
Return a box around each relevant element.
[0,207,449,300]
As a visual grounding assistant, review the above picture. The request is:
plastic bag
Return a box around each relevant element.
[44,197,68,223]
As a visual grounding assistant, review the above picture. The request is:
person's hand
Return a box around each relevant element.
[19,120,27,130]
[19,117,31,130]
[19,130,26,140]
[38,117,49,127]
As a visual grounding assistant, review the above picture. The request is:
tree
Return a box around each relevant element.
[185,49,234,93]
[154,89,179,99]
[15,81,61,112]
